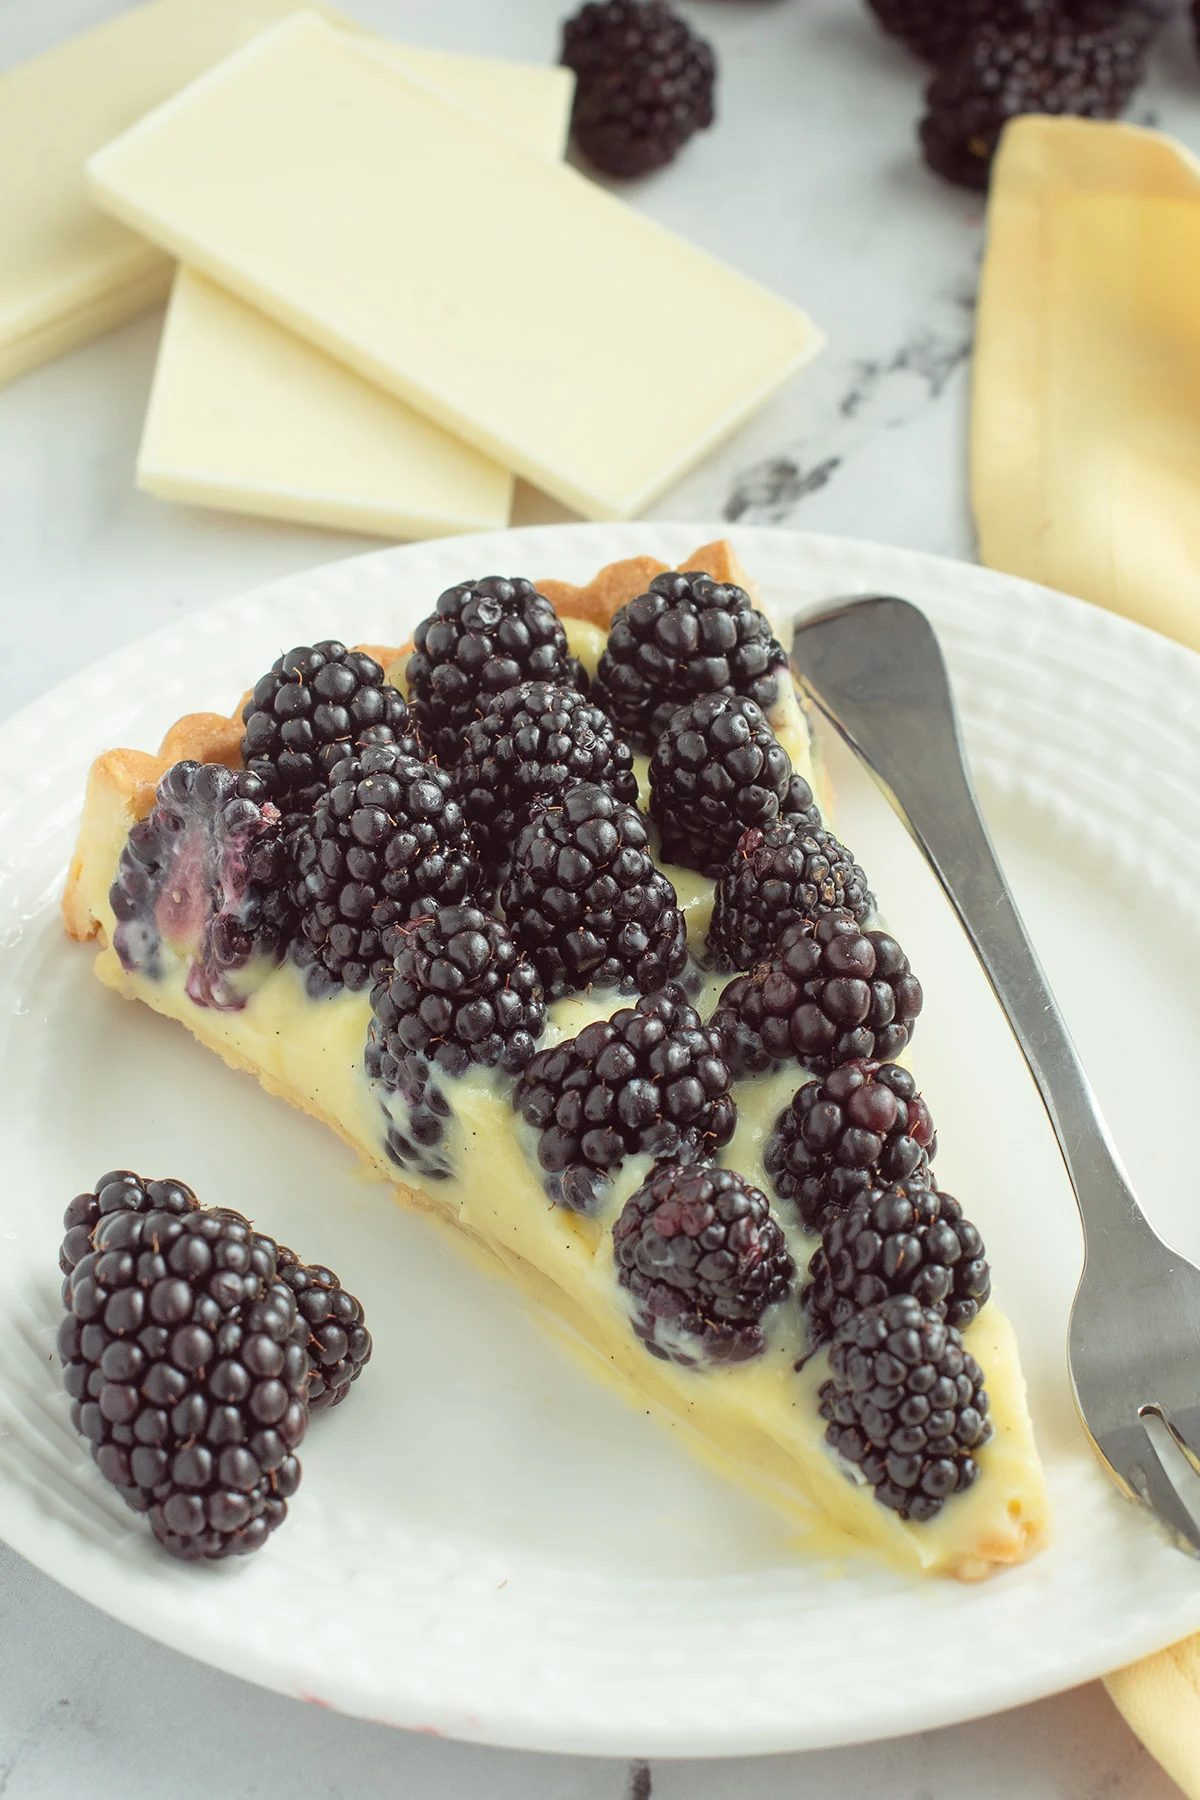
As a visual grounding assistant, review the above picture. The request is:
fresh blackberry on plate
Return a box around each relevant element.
[710,911,923,1078]
[763,1060,935,1233]
[58,1182,308,1560]
[500,783,688,999]
[291,744,483,997]
[367,905,546,1080]
[920,17,1148,190]
[110,761,294,1010]
[457,681,637,868]
[708,819,873,972]
[804,1181,991,1346]
[593,570,787,752]
[241,642,416,819]
[613,1164,795,1365]
[514,989,735,1213]
[561,0,717,178]
[406,577,583,767]
[271,1246,372,1411]
[648,693,793,877]
[818,1295,992,1522]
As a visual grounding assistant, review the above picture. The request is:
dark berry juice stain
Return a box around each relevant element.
[627,1761,652,1800]
[723,454,842,523]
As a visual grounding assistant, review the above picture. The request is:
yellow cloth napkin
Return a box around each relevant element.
[972,115,1200,653]
[973,111,1200,1797]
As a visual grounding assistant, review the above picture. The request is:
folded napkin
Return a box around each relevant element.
[972,115,1200,653]
[973,110,1200,1797]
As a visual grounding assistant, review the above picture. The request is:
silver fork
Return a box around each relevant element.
[791,594,1200,1554]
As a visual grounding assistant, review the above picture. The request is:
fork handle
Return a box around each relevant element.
[862,699,1148,1261]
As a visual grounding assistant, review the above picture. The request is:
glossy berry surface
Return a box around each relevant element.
[818,1295,992,1522]
[649,692,793,877]
[593,570,787,752]
[406,577,582,767]
[500,783,688,999]
[613,1163,795,1365]
[514,989,735,1213]
[241,641,416,818]
[272,1246,372,1411]
[764,1060,935,1234]
[708,818,873,972]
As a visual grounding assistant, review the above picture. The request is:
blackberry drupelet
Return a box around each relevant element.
[241,641,416,818]
[709,911,923,1078]
[367,905,546,1080]
[560,1,716,178]
[804,1181,991,1346]
[818,1295,992,1521]
[272,1246,372,1411]
[613,1164,795,1365]
[457,680,638,869]
[514,989,735,1213]
[707,819,873,972]
[405,577,582,767]
[920,17,1148,190]
[763,1060,935,1234]
[648,693,793,877]
[782,772,822,831]
[500,783,688,1000]
[110,760,294,1010]
[291,744,483,997]
[58,1180,308,1560]
[593,570,787,752]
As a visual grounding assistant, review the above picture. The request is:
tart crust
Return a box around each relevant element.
[62,541,1049,1580]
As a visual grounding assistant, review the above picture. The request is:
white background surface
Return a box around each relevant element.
[3,1,1200,1795]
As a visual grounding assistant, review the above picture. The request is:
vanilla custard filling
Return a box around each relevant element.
[71,662,1047,1578]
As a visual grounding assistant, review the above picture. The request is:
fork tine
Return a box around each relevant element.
[1116,1417,1200,1557]
[1164,1406,1200,1475]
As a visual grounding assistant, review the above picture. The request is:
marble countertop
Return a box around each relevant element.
[3,1,1200,1795]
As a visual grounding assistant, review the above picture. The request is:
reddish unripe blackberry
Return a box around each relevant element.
[764,1060,935,1233]
[561,1,716,178]
[241,641,416,819]
[457,680,637,870]
[110,761,294,1010]
[514,989,735,1213]
[804,1181,991,1346]
[707,819,873,972]
[818,1295,992,1522]
[405,577,582,766]
[500,783,688,999]
[613,1164,795,1365]
[593,570,787,752]
[710,912,923,1078]
[648,692,793,877]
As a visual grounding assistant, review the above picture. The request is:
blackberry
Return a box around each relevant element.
[818,1295,992,1522]
[764,1060,935,1234]
[290,744,483,997]
[405,577,582,767]
[241,641,417,818]
[920,18,1148,190]
[865,0,1161,64]
[271,1246,372,1411]
[648,693,792,877]
[514,989,735,1213]
[367,906,546,1080]
[457,681,638,869]
[561,1,716,179]
[707,820,873,972]
[804,1182,991,1350]
[500,783,688,1000]
[613,1164,795,1365]
[710,912,923,1078]
[783,772,822,831]
[593,570,787,752]
[58,1176,308,1560]
[110,760,294,1010]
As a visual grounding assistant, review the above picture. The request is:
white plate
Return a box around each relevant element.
[2,522,1199,1757]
